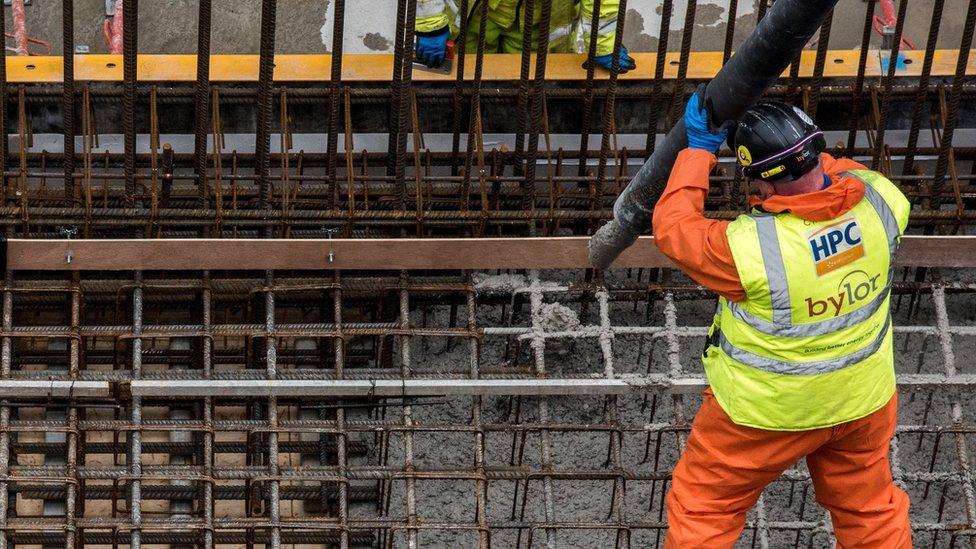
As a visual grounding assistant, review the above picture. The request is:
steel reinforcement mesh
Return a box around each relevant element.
[0,0,973,546]
[0,0,974,239]
[0,267,971,548]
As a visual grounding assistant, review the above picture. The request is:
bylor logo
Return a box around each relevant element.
[805,269,880,318]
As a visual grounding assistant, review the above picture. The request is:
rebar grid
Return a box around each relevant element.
[0,0,972,547]
[0,0,972,238]
[0,268,971,547]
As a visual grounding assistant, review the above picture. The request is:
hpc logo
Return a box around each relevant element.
[807,218,864,276]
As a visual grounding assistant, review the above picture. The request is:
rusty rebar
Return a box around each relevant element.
[193,0,212,210]
[122,0,138,207]
[62,0,75,205]
[930,0,976,208]
[255,0,277,215]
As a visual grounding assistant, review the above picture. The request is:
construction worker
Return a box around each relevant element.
[414,0,635,73]
[652,85,912,548]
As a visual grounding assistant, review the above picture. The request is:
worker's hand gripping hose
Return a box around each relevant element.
[684,84,732,153]
[587,0,841,269]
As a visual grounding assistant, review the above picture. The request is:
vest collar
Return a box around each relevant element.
[747,174,865,221]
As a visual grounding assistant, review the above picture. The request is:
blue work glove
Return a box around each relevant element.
[594,46,636,73]
[415,27,450,68]
[684,84,729,153]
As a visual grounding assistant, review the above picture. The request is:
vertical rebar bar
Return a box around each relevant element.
[513,0,537,180]
[577,0,603,178]
[932,287,976,546]
[645,0,673,153]
[395,0,417,211]
[449,0,471,177]
[0,4,6,203]
[527,270,557,549]
[598,289,629,548]
[846,0,876,154]
[756,0,769,22]
[333,275,350,549]
[265,270,280,548]
[930,0,976,207]
[398,276,418,548]
[0,271,11,549]
[722,0,738,65]
[256,0,277,216]
[202,273,214,549]
[594,0,628,220]
[901,0,944,178]
[461,0,489,206]
[669,0,697,127]
[326,0,345,208]
[194,0,213,209]
[468,287,489,549]
[62,0,75,204]
[64,275,80,549]
[521,0,553,214]
[806,9,833,121]
[129,270,143,549]
[122,0,138,206]
[870,0,908,170]
[387,0,408,180]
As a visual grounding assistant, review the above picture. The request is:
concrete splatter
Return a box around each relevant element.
[363,32,392,51]
[623,9,656,51]
[536,302,581,333]
[472,273,529,293]
[321,0,398,53]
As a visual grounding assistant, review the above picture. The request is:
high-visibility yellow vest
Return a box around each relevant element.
[415,0,619,56]
[703,170,910,431]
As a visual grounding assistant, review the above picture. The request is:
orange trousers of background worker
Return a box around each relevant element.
[664,389,912,548]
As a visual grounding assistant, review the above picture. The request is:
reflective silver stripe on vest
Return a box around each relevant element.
[549,22,574,42]
[727,173,900,338]
[728,281,891,338]
[753,215,793,324]
[849,172,901,256]
[718,315,892,376]
[417,0,450,18]
[579,17,617,35]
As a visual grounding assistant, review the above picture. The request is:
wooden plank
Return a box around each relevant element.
[5,236,975,271]
[6,237,672,270]
[4,50,973,83]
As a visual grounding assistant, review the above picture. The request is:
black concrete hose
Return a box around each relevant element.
[588,0,841,269]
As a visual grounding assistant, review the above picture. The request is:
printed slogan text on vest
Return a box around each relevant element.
[807,218,864,276]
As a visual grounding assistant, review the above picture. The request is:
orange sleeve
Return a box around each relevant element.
[651,148,746,302]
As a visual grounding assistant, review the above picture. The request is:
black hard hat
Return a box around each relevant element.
[731,101,826,183]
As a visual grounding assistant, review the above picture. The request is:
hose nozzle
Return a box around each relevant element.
[588,220,639,270]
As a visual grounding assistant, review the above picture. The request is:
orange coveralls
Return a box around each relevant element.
[652,148,912,548]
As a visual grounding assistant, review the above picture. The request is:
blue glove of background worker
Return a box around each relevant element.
[415,27,450,68]
[684,84,729,153]
[594,46,636,73]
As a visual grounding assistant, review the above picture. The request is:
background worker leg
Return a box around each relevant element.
[464,10,504,54]
[806,394,912,549]
[665,390,829,548]
[499,20,525,54]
